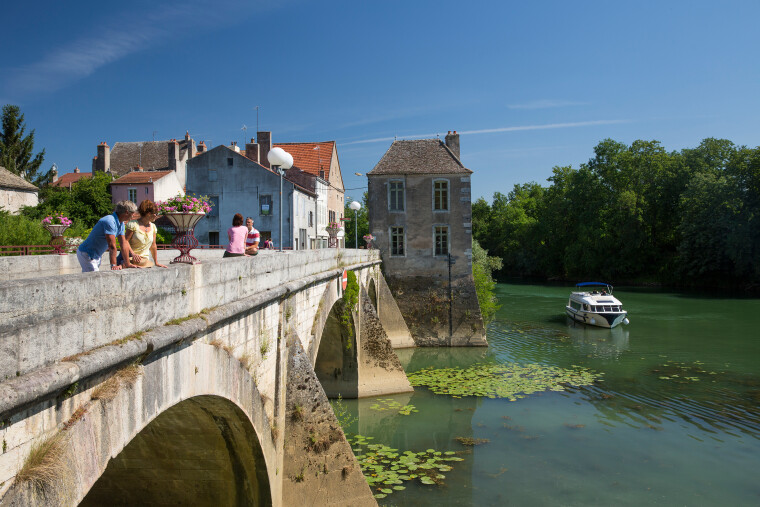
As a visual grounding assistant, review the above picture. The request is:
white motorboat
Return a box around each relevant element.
[566,282,630,329]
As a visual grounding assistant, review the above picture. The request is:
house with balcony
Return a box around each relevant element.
[367,131,486,347]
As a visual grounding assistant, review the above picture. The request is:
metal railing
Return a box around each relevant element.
[0,245,76,256]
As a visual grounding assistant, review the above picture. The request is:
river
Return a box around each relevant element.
[341,283,760,506]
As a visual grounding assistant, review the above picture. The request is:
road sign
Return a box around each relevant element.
[342,269,348,290]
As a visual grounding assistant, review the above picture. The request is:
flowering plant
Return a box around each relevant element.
[156,194,212,214]
[363,234,375,242]
[42,213,72,227]
[325,222,341,232]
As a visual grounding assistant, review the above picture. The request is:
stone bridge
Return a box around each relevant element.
[0,249,417,505]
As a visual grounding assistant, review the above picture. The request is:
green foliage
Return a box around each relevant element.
[472,239,502,324]
[329,394,357,429]
[0,212,50,246]
[472,137,760,289]
[407,362,603,400]
[347,434,464,499]
[21,172,114,231]
[0,104,49,186]
[155,227,173,244]
[343,192,368,248]
[341,270,359,346]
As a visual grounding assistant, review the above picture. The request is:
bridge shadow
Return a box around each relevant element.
[80,395,271,506]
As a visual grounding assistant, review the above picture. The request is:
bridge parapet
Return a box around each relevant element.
[0,249,378,380]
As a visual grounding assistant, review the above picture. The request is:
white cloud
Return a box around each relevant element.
[507,99,589,110]
[341,119,629,146]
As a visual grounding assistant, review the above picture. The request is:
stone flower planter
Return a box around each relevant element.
[164,212,205,264]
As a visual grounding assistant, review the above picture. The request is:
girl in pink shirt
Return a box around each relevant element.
[224,213,248,257]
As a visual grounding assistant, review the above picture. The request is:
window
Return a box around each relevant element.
[208,231,219,245]
[208,196,219,218]
[434,225,449,256]
[145,187,149,194]
[227,158,233,167]
[128,188,137,204]
[390,227,405,256]
[329,210,336,224]
[309,211,314,227]
[389,180,404,211]
[433,179,449,211]
[260,195,272,216]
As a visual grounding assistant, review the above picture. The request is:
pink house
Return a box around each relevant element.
[110,169,183,206]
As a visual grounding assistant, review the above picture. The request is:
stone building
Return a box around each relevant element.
[186,143,318,249]
[91,131,198,189]
[0,166,38,213]
[367,132,487,346]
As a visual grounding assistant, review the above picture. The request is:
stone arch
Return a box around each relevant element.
[81,395,271,506]
[314,296,359,398]
[0,342,277,506]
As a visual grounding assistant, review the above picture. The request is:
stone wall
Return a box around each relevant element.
[0,188,37,214]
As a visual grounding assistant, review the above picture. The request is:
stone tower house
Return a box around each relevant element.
[367,131,487,346]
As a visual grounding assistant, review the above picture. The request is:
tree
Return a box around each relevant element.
[343,192,368,248]
[21,172,114,233]
[0,105,50,187]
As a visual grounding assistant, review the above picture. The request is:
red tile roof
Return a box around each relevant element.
[111,170,173,185]
[273,141,334,179]
[50,171,92,188]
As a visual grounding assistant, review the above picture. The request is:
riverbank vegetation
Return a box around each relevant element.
[472,240,502,323]
[473,138,760,290]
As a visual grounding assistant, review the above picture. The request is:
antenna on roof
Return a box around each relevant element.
[253,106,260,132]
[241,124,248,147]
[152,131,158,142]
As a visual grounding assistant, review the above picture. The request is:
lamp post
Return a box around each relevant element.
[267,147,294,252]
[349,200,361,248]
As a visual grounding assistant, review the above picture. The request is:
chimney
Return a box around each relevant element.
[197,141,207,154]
[257,131,272,169]
[168,139,180,171]
[73,167,80,174]
[137,166,144,172]
[95,142,110,173]
[185,131,196,158]
[445,131,460,160]
[245,138,260,163]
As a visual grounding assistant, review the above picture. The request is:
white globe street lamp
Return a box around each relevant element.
[268,147,294,252]
[349,199,361,249]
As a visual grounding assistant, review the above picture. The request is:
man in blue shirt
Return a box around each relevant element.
[77,200,141,272]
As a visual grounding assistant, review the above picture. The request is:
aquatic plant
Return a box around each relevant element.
[407,362,602,400]
[368,398,418,415]
[653,360,722,383]
[348,435,464,499]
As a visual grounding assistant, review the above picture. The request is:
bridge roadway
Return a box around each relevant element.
[0,249,416,506]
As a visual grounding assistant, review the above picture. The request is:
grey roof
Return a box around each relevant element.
[109,139,192,177]
[0,166,39,191]
[367,139,472,176]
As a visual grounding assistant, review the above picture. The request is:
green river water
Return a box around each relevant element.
[341,283,760,506]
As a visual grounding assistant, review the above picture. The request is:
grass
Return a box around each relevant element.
[209,339,233,355]
[260,338,270,358]
[61,330,149,363]
[91,365,143,402]
[165,307,216,327]
[16,432,70,492]
[292,404,303,421]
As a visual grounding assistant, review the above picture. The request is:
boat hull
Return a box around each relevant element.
[566,307,627,328]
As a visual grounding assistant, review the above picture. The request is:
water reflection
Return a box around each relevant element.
[564,320,630,358]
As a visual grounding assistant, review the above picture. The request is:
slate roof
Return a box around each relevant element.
[273,141,335,178]
[367,139,472,176]
[50,171,92,188]
[109,139,192,176]
[0,166,39,191]
[111,170,173,185]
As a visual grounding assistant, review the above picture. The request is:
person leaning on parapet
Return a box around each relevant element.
[77,200,142,272]
[118,199,168,268]
[224,213,248,258]
[245,217,260,256]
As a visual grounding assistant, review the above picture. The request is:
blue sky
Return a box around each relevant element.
[2,0,760,201]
